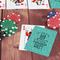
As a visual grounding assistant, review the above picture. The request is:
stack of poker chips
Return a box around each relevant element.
[0,20,1,32]
[0,20,6,40]
[47,12,60,29]
[0,13,21,40]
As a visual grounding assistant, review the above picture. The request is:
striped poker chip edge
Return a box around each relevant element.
[0,30,6,40]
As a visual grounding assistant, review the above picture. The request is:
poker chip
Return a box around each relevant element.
[3,13,21,24]
[47,12,57,19]
[0,20,2,26]
[0,20,2,24]
[0,20,2,29]
[47,13,60,29]
[3,16,7,21]
[0,30,6,40]
[1,19,18,36]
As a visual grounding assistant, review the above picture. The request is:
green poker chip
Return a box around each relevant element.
[1,19,18,36]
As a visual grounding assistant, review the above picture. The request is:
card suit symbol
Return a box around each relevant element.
[3,4,5,7]
[25,4,27,6]
[46,4,48,8]
[25,4,27,7]
[23,26,25,30]
[42,3,45,5]
[21,3,23,5]
[3,4,4,5]
[0,6,1,8]
[0,1,1,3]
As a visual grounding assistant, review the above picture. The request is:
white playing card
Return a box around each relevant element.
[28,0,50,9]
[19,24,45,51]
[0,0,5,9]
[7,0,27,9]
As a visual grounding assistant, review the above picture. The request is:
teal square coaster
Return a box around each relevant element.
[50,0,60,8]
[24,26,57,57]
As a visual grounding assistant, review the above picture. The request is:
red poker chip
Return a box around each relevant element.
[3,16,7,21]
[3,13,21,24]
[47,13,60,29]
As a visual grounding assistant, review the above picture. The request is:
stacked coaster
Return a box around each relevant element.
[47,12,60,29]
[0,13,21,40]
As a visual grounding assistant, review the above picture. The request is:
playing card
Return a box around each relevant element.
[7,0,27,9]
[0,0,5,9]
[25,26,57,57]
[28,0,50,9]
[50,0,60,8]
[19,24,45,51]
